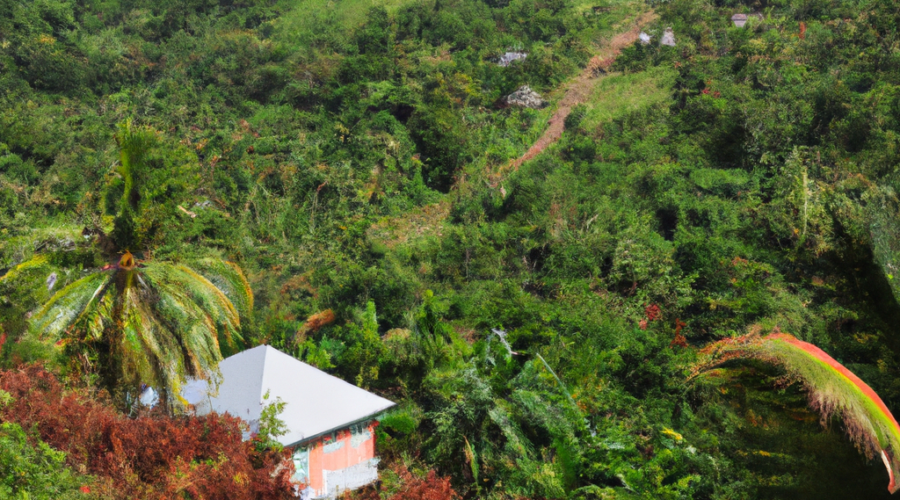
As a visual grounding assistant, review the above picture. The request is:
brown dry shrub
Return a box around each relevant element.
[0,365,297,499]
[304,309,336,332]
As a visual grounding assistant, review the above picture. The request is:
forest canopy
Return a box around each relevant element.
[4,0,900,498]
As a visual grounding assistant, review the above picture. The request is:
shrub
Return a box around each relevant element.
[0,365,296,499]
[346,462,457,500]
[0,418,90,499]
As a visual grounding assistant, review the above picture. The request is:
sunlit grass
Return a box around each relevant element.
[273,0,414,44]
[581,65,675,130]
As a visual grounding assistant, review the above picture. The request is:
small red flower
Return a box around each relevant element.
[80,485,91,494]
[639,319,648,330]
[702,88,710,95]
[670,319,688,348]
[670,334,688,348]
[645,304,662,322]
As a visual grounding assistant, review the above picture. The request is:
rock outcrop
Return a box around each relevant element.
[504,85,547,109]
[497,52,527,67]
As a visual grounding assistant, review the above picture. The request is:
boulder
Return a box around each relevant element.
[497,52,527,67]
[504,85,547,109]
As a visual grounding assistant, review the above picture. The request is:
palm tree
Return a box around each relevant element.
[2,121,252,408]
[24,252,251,406]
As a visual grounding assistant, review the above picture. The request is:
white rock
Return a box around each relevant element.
[498,52,527,67]
[504,85,547,109]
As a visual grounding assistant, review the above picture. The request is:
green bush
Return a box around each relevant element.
[0,410,89,499]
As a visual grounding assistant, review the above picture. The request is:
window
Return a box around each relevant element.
[323,432,344,453]
[350,422,372,448]
[292,447,309,484]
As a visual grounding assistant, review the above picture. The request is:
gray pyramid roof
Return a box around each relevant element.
[187,345,395,447]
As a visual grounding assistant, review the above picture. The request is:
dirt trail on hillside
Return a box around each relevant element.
[370,11,657,247]
[500,10,657,176]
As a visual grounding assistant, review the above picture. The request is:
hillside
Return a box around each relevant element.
[3,0,900,498]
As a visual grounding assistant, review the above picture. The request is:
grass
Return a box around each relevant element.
[581,65,675,130]
[273,0,415,44]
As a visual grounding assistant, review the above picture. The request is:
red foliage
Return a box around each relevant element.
[800,22,807,39]
[670,334,688,349]
[0,365,297,500]
[644,304,662,322]
[349,463,457,500]
[670,319,688,348]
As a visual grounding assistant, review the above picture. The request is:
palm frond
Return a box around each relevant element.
[82,291,114,342]
[142,263,243,349]
[28,272,112,342]
[188,259,254,322]
[23,255,252,408]
[118,282,178,390]
[0,255,50,282]
[693,331,900,493]
[140,262,244,381]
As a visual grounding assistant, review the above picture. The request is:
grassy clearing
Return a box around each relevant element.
[581,65,675,130]
[273,0,414,43]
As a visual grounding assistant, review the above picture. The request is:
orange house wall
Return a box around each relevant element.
[306,421,379,494]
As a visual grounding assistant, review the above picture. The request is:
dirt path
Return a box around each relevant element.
[370,11,657,247]
[501,10,657,175]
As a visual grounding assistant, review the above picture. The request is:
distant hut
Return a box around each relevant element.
[497,52,527,67]
[731,13,749,27]
[731,12,763,28]
[660,27,676,47]
[186,345,396,499]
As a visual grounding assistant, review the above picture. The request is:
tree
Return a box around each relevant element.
[3,121,253,408]
[24,253,251,407]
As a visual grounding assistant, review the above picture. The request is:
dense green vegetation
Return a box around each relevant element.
[4,0,900,497]
[0,390,92,500]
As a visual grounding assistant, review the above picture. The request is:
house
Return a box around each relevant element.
[185,345,396,499]
[731,13,763,28]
